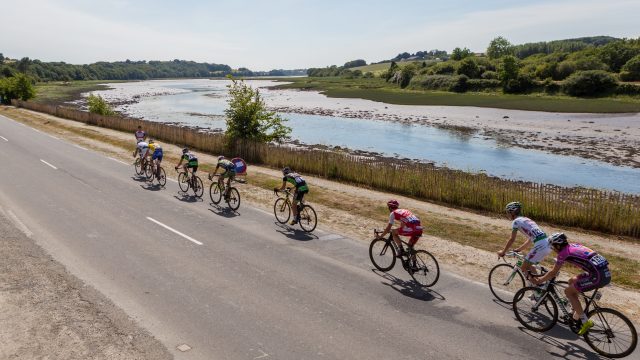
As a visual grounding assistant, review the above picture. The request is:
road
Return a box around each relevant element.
[0,114,620,360]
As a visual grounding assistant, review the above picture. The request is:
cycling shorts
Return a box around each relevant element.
[575,267,611,292]
[294,188,308,203]
[152,149,163,161]
[186,162,198,172]
[221,169,236,179]
[525,238,551,264]
[398,222,423,246]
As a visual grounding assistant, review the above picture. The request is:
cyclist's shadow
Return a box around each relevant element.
[140,182,163,191]
[517,326,603,359]
[372,269,445,302]
[208,205,239,218]
[173,193,203,203]
[274,223,317,241]
[130,176,148,183]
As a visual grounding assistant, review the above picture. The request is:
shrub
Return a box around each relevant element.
[0,73,36,103]
[556,61,577,80]
[363,71,374,78]
[562,70,618,97]
[615,83,640,96]
[450,75,469,93]
[481,71,498,79]
[456,57,480,78]
[503,74,535,94]
[408,74,470,92]
[466,79,501,91]
[619,55,640,81]
[541,78,561,94]
[87,94,115,115]
[427,61,456,75]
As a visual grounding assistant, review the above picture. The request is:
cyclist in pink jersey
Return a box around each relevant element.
[379,200,423,257]
[532,233,611,335]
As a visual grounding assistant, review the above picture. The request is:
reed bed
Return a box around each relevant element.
[12,100,640,238]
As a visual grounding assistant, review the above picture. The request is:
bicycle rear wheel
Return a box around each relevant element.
[209,183,222,204]
[144,162,153,179]
[298,204,317,232]
[489,263,525,304]
[227,187,241,211]
[178,172,189,192]
[409,250,440,287]
[584,307,637,358]
[273,198,290,224]
[157,167,166,187]
[513,286,558,332]
[368,238,396,271]
[134,158,142,175]
[193,176,204,197]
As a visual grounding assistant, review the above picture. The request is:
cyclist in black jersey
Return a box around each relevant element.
[274,167,309,225]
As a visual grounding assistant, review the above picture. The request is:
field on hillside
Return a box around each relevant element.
[352,60,430,74]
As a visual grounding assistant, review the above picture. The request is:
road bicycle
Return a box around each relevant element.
[513,273,637,358]
[134,156,149,176]
[175,168,204,197]
[144,161,166,187]
[209,174,241,211]
[273,188,317,232]
[369,229,440,288]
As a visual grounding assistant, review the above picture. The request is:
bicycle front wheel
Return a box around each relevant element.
[227,187,241,211]
[157,167,166,187]
[134,158,142,175]
[298,204,317,232]
[209,183,222,204]
[409,250,440,287]
[178,172,189,192]
[273,198,290,224]
[584,307,637,358]
[489,263,525,304]
[513,286,558,332]
[368,238,396,271]
[193,176,204,197]
[144,163,153,180]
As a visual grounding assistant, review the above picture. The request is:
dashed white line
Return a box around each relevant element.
[6,210,33,237]
[0,135,7,141]
[146,217,203,245]
[108,157,129,165]
[74,144,88,150]
[40,159,58,170]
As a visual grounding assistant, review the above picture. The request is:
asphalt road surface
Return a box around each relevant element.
[0,114,625,360]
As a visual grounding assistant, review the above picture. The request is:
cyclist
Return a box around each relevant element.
[531,233,611,335]
[145,139,163,179]
[274,167,309,225]
[379,200,423,260]
[208,156,236,198]
[175,148,198,187]
[135,126,146,142]
[497,201,551,282]
[133,140,149,171]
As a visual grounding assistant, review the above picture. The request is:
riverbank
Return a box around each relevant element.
[1,106,639,321]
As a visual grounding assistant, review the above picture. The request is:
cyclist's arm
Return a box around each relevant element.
[498,229,518,256]
[175,157,183,168]
[532,262,562,284]
[277,180,287,191]
[514,239,531,253]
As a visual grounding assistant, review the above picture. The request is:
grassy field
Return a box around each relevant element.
[351,61,427,74]
[274,77,640,113]
[33,80,124,105]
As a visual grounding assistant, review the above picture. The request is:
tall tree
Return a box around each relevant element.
[487,37,514,59]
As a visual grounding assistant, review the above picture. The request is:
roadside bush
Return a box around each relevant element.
[466,79,501,91]
[562,70,618,97]
[615,83,640,96]
[87,94,115,115]
[619,55,640,81]
[503,74,535,94]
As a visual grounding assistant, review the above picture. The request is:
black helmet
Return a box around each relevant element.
[549,233,568,248]
[505,201,522,214]
[282,167,291,175]
[182,147,189,154]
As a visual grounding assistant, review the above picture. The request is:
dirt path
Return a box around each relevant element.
[2,105,639,324]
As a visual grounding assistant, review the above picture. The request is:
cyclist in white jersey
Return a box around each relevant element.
[497,201,551,280]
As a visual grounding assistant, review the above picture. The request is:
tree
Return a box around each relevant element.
[498,55,519,83]
[343,59,367,68]
[563,70,617,96]
[457,57,480,78]
[17,57,31,73]
[451,47,472,61]
[0,53,4,64]
[224,77,291,144]
[598,39,640,72]
[620,55,640,81]
[87,94,115,115]
[0,73,36,103]
[487,36,514,59]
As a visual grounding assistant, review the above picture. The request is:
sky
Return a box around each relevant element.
[1,0,639,70]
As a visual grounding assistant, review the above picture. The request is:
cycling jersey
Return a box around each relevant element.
[512,216,547,243]
[218,159,235,171]
[135,130,146,142]
[137,141,149,157]
[150,143,163,161]
[283,172,309,192]
[389,209,423,245]
[556,244,611,292]
[182,153,198,165]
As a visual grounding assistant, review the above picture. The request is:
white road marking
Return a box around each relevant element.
[46,134,60,140]
[0,135,7,141]
[5,209,33,237]
[108,157,129,165]
[32,128,42,133]
[40,159,58,170]
[74,144,88,150]
[146,217,203,245]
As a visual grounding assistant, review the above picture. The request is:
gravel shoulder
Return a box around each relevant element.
[0,206,172,360]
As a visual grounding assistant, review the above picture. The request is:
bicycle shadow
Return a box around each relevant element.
[372,269,445,302]
[274,223,318,241]
[491,298,514,311]
[140,183,163,191]
[208,206,239,218]
[130,176,148,182]
[517,326,603,359]
[173,194,203,203]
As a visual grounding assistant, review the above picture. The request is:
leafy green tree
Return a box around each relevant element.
[343,59,367,68]
[563,70,618,96]
[17,57,31,73]
[87,94,115,115]
[457,57,480,78]
[620,55,640,81]
[498,55,519,83]
[0,73,36,103]
[451,47,472,61]
[487,36,514,59]
[0,53,4,64]
[225,77,291,144]
[598,39,640,72]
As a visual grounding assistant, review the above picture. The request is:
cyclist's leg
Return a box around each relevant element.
[566,276,584,320]
[522,242,551,283]
[391,228,403,252]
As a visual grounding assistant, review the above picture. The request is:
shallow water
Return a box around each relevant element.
[89,79,640,193]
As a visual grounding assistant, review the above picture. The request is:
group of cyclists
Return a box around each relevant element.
[133,126,613,342]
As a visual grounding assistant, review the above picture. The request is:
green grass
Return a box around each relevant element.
[33,80,125,105]
[351,61,428,74]
[274,77,640,113]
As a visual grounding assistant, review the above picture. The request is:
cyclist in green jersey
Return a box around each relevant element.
[175,148,199,181]
[208,156,236,198]
[274,167,309,225]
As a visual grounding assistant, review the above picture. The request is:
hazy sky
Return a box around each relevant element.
[1,0,639,70]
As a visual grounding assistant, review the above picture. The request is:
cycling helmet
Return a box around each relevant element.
[148,139,154,144]
[218,155,225,161]
[182,147,189,154]
[387,199,399,210]
[282,167,291,175]
[505,201,522,214]
[549,233,568,248]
